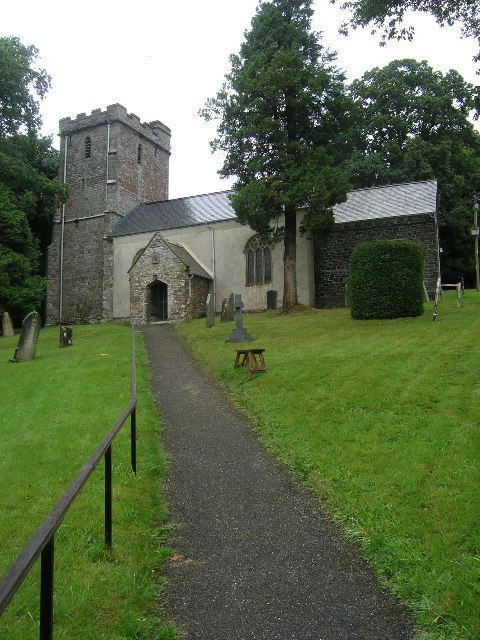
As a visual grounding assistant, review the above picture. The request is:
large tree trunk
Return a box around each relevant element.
[283,206,297,312]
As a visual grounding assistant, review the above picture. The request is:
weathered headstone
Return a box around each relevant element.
[59,326,73,347]
[220,293,235,322]
[206,293,215,328]
[432,277,441,322]
[2,311,14,337]
[422,281,429,302]
[10,311,41,362]
[266,290,277,311]
[226,294,252,343]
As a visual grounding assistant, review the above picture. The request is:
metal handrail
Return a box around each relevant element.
[0,324,138,639]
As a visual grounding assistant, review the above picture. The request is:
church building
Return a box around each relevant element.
[46,105,440,324]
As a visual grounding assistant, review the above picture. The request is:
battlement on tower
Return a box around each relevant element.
[59,103,171,153]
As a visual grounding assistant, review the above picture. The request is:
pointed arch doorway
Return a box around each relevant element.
[148,280,168,321]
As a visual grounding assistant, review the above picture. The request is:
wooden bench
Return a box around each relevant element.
[234,349,266,379]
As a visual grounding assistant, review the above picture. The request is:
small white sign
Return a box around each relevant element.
[471,227,480,236]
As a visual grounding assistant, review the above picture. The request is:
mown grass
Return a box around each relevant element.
[0,324,175,639]
[178,293,480,640]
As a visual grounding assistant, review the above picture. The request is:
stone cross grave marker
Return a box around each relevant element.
[2,311,14,337]
[220,293,235,322]
[206,293,215,328]
[59,326,73,347]
[226,294,252,343]
[10,311,41,362]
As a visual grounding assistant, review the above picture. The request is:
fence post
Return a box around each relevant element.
[40,536,54,640]
[105,445,112,548]
[130,408,137,475]
[130,322,137,476]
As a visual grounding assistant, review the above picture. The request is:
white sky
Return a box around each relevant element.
[2,0,478,198]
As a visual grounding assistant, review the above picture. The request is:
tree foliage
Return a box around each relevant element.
[333,0,480,67]
[0,37,51,137]
[345,59,480,284]
[201,0,353,310]
[0,37,64,326]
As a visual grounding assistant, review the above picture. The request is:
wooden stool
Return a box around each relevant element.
[234,349,266,379]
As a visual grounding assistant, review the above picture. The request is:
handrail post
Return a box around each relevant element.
[130,322,137,475]
[0,327,138,627]
[40,536,54,640]
[130,407,137,475]
[105,445,112,548]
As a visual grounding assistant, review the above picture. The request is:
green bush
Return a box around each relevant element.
[348,240,424,319]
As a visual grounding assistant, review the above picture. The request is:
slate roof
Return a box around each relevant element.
[164,241,212,280]
[111,191,235,237]
[111,180,437,237]
[332,179,437,224]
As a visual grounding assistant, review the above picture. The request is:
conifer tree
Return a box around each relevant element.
[201,0,352,310]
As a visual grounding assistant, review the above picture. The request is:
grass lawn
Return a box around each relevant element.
[178,293,480,640]
[0,324,175,639]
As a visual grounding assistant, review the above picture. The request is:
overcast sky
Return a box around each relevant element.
[2,0,478,198]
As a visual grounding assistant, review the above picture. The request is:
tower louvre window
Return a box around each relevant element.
[85,136,91,158]
[137,143,143,164]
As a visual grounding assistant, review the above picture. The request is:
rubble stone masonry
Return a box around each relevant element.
[129,233,211,324]
[46,104,170,324]
[313,214,439,308]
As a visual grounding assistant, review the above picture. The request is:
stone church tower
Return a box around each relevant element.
[46,104,171,324]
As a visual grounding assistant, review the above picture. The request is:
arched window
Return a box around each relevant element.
[85,136,91,158]
[137,143,143,164]
[244,235,272,286]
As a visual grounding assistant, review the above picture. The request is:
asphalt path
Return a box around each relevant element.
[142,324,415,640]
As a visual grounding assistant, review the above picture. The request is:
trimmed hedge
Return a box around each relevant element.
[348,240,424,319]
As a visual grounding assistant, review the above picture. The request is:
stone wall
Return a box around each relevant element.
[187,277,211,320]
[46,215,108,323]
[46,104,171,324]
[129,234,188,323]
[313,214,439,308]
[129,234,212,323]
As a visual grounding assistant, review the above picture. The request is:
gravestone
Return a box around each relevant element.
[226,294,252,343]
[10,311,41,362]
[2,311,14,337]
[266,290,277,311]
[206,293,215,328]
[220,293,235,322]
[59,326,73,347]
[432,277,441,322]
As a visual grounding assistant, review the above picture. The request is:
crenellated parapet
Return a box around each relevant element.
[59,103,171,153]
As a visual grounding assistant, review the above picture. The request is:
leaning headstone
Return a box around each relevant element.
[432,277,441,322]
[2,311,14,337]
[226,294,252,343]
[59,326,73,347]
[206,293,215,328]
[10,311,41,362]
[220,293,235,322]
[422,281,429,302]
[266,290,277,311]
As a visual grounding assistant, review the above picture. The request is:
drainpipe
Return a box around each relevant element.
[105,123,111,203]
[205,222,216,310]
[432,184,441,283]
[433,212,441,282]
[59,134,68,321]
